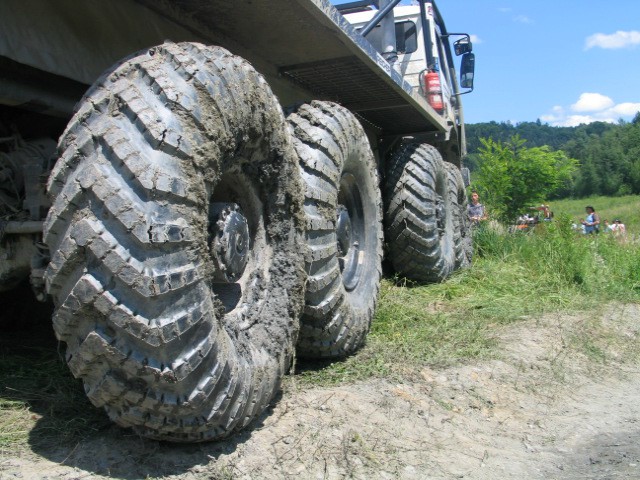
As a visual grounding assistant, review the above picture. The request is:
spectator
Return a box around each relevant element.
[530,204,552,221]
[467,191,487,224]
[581,206,600,234]
[611,219,626,237]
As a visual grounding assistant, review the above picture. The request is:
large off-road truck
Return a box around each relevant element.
[0,0,475,442]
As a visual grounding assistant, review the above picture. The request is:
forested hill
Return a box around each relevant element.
[465,120,615,154]
[465,113,640,198]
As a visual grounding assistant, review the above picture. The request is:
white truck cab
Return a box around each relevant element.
[341,1,474,127]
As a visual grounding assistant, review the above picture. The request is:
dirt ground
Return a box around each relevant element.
[1,304,639,480]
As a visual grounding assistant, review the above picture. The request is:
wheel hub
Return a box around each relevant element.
[436,196,446,233]
[337,174,364,292]
[209,203,250,282]
[336,205,352,257]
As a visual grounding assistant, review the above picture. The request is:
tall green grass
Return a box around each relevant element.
[296,216,640,385]
[476,216,640,299]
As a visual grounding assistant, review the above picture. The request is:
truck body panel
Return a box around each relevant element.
[0,0,448,135]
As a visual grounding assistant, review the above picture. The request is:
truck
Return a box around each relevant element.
[0,0,475,442]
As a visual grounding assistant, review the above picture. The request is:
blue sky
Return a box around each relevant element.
[332,0,640,125]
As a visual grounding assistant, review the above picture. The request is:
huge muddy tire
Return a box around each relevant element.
[444,162,472,269]
[287,101,383,358]
[43,42,305,442]
[384,144,456,282]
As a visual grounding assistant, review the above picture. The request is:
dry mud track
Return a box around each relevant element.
[2,304,639,479]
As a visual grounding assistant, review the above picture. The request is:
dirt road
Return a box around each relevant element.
[1,304,639,479]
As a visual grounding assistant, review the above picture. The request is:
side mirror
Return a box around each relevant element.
[460,53,475,90]
[454,37,472,56]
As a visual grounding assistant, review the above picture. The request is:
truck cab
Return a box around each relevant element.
[340,1,474,147]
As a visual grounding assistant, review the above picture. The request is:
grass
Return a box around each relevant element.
[0,285,112,452]
[0,328,111,452]
[296,212,640,385]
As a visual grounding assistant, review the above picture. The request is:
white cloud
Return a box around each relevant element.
[571,93,614,112]
[585,30,640,49]
[513,15,533,24]
[611,102,640,116]
[497,7,532,24]
[470,34,482,45]
[539,106,563,123]
[564,115,614,127]
[542,93,640,127]
[539,114,558,123]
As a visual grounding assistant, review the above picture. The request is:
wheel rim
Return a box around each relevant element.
[207,171,265,315]
[209,202,250,282]
[337,173,365,291]
[435,194,447,234]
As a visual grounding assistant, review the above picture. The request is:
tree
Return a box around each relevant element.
[472,136,578,222]
[465,119,640,198]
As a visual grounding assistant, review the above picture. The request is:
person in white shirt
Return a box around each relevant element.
[611,219,626,237]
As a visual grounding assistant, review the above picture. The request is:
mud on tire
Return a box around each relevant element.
[43,42,305,442]
[287,101,383,358]
[444,162,472,269]
[384,143,456,282]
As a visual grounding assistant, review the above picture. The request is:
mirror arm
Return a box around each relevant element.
[445,33,473,55]
[453,87,474,97]
[441,33,469,38]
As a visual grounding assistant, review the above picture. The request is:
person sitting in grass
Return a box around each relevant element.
[530,204,552,221]
[611,219,626,237]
